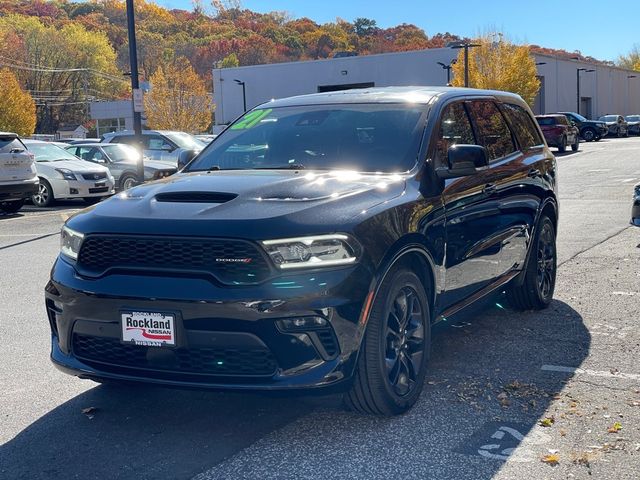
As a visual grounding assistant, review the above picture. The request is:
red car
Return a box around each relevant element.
[535,114,579,152]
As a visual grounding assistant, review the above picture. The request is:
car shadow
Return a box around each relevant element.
[0,296,589,480]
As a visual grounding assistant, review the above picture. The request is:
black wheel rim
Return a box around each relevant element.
[584,130,594,141]
[384,286,425,397]
[536,223,555,299]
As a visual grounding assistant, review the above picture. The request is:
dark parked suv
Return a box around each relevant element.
[558,112,608,141]
[46,87,558,415]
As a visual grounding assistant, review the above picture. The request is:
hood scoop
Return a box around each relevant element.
[154,191,237,204]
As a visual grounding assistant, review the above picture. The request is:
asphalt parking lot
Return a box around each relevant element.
[1,137,639,479]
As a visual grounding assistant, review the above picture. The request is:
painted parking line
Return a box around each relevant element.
[541,364,640,381]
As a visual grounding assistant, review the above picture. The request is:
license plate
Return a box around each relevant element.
[121,311,176,347]
[95,182,106,187]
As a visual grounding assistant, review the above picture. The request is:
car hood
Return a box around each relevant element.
[37,158,109,173]
[67,170,407,239]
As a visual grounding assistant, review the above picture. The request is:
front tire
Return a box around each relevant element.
[119,174,138,191]
[507,215,556,311]
[345,267,431,415]
[582,128,596,142]
[31,178,54,208]
[571,137,579,151]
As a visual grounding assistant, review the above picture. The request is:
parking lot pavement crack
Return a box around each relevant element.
[0,232,59,251]
[558,226,631,267]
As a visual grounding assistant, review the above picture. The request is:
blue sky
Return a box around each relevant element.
[154,0,638,62]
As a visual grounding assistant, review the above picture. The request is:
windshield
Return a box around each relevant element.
[27,142,79,162]
[599,115,617,122]
[164,132,206,150]
[565,112,587,122]
[625,115,640,122]
[186,104,427,173]
[102,144,140,162]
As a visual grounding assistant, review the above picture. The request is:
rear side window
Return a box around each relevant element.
[0,137,25,153]
[501,103,544,149]
[435,102,476,163]
[467,101,516,161]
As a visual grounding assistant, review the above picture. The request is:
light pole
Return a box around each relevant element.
[449,42,480,87]
[125,0,144,185]
[628,75,638,115]
[234,79,246,112]
[437,59,457,85]
[576,68,595,116]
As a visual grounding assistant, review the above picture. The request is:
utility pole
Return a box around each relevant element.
[450,42,480,87]
[126,0,144,185]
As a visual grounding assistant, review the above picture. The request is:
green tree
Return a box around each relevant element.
[618,45,640,71]
[221,53,239,68]
[0,68,36,136]
[451,34,540,105]
[144,57,213,133]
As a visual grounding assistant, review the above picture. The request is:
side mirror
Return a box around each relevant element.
[436,144,489,179]
[177,149,197,170]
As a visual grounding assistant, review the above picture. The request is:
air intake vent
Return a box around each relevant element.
[155,191,237,203]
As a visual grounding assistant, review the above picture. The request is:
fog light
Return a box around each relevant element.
[277,316,328,331]
[70,188,79,194]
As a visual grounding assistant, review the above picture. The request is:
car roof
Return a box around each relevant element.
[536,114,565,118]
[103,130,182,137]
[262,86,525,108]
[66,143,107,148]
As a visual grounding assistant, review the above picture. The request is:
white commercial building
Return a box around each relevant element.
[212,47,640,130]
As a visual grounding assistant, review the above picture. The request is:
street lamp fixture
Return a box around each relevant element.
[436,59,457,85]
[449,42,481,87]
[576,68,595,115]
[234,79,247,112]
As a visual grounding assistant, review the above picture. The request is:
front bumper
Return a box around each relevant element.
[45,256,372,391]
[0,177,39,201]
[52,177,115,199]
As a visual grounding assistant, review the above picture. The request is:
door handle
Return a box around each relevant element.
[483,183,497,195]
[527,168,541,178]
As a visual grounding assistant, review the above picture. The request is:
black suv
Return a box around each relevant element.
[557,111,608,141]
[46,87,558,415]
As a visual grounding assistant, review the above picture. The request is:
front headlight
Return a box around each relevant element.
[262,234,360,269]
[55,168,77,181]
[60,225,84,260]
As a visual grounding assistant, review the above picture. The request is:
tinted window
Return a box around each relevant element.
[467,101,516,160]
[147,135,174,151]
[536,117,556,126]
[103,144,139,162]
[502,104,543,150]
[435,102,476,163]
[0,137,24,153]
[187,104,426,173]
[111,135,137,146]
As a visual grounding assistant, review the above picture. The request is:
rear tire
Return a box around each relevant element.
[571,137,579,151]
[507,215,556,311]
[31,178,54,208]
[557,136,566,153]
[345,266,431,415]
[0,199,25,214]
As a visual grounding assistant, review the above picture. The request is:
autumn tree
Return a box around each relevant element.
[451,34,540,105]
[144,57,213,133]
[0,69,36,136]
[618,45,640,71]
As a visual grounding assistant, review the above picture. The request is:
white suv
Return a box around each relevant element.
[0,132,38,214]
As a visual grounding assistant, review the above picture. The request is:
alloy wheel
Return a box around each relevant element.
[536,222,556,300]
[384,286,425,397]
[32,182,50,207]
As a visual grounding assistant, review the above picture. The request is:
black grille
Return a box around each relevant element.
[88,187,109,193]
[82,172,107,180]
[72,334,278,377]
[77,235,272,284]
[315,329,339,357]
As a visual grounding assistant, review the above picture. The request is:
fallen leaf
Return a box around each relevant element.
[560,429,567,437]
[608,422,622,433]
[541,453,560,465]
[540,417,555,427]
